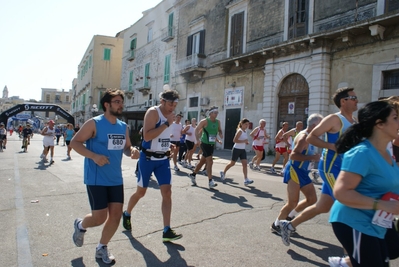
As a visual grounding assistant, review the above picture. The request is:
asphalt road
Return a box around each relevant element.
[2,134,399,267]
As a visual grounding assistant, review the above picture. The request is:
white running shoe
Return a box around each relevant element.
[249,162,254,169]
[95,246,115,264]
[328,256,348,267]
[279,220,295,246]
[188,173,197,185]
[173,165,180,171]
[209,179,217,188]
[270,167,277,174]
[244,178,254,185]
[254,166,261,171]
[220,171,225,181]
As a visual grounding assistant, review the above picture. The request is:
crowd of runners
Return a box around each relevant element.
[2,86,398,266]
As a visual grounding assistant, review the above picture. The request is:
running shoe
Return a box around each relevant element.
[328,256,347,267]
[188,173,197,185]
[270,222,281,235]
[286,216,295,221]
[280,220,295,246]
[249,162,254,169]
[95,246,115,264]
[162,228,183,242]
[254,166,261,171]
[72,218,86,247]
[122,211,132,231]
[244,178,254,185]
[173,165,180,171]
[209,179,217,188]
[270,167,277,174]
[220,171,225,181]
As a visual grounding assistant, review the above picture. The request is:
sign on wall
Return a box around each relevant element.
[224,87,243,107]
[288,102,295,114]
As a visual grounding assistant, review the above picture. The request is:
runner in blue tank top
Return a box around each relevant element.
[271,114,323,236]
[70,89,140,264]
[123,89,183,243]
[279,87,358,246]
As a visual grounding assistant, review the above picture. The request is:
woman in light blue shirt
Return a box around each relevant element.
[329,101,399,267]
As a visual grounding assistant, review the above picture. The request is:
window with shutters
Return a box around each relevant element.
[129,71,134,91]
[147,27,153,43]
[386,0,399,12]
[383,69,399,89]
[164,54,171,84]
[66,95,69,102]
[130,38,136,58]
[144,63,150,87]
[103,48,111,61]
[230,12,244,57]
[186,30,205,57]
[168,13,174,37]
[46,94,50,103]
[288,0,308,39]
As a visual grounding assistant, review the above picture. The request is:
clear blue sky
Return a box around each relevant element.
[0,0,162,101]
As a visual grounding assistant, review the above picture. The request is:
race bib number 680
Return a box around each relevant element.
[108,134,126,150]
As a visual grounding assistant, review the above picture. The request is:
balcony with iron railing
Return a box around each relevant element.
[136,79,151,95]
[176,54,207,80]
[161,26,176,42]
[126,49,136,61]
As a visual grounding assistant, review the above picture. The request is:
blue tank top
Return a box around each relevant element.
[320,112,354,173]
[290,130,316,171]
[84,115,127,186]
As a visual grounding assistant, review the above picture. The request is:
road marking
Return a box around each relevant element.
[14,153,33,267]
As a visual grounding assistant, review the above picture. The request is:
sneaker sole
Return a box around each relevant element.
[163,235,183,242]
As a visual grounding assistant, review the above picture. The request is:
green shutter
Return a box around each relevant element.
[164,54,171,83]
[168,13,174,36]
[144,63,150,87]
[129,71,133,91]
[104,48,111,60]
[130,38,136,58]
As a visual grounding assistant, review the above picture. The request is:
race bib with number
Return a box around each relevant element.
[155,138,170,151]
[372,192,399,228]
[209,135,216,143]
[107,134,126,150]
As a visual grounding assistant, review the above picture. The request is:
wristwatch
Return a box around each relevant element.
[164,121,170,127]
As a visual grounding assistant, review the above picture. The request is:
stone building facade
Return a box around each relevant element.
[71,35,124,125]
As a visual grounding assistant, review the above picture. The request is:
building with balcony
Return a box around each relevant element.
[170,0,399,149]
[71,35,124,125]
[120,0,178,140]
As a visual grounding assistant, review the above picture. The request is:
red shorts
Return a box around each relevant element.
[275,147,288,154]
[252,145,264,151]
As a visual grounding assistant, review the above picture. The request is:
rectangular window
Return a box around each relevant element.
[147,27,153,43]
[164,54,171,83]
[55,95,61,103]
[187,30,205,56]
[230,12,244,57]
[129,71,134,91]
[288,0,308,39]
[144,63,150,87]
[89,55,92,68]
[168,13,174,37]
[104,48,111,61]
[130,38,137,58]
[66,95,69,102]
[383,69,399,89]
[46,94,50,102]
[82,93,86,106]
[189,97,199,107]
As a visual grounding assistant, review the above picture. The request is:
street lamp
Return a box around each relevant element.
[91,104,99,117]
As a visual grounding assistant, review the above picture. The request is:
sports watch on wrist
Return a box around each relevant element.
[164,121,170,127]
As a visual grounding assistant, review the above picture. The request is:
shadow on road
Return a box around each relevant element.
[123,231,192,267]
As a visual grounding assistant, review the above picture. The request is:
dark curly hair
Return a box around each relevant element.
[335,101,394,154]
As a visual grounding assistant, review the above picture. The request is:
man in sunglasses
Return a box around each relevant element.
[279,87,358,246]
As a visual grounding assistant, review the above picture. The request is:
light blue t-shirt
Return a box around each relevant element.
[65,129,74,141]
[84,115,127,186]
[329,139,399,238]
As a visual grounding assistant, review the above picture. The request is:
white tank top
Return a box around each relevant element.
[252,128,266,146]
[185,125,196,142]
[170,122,182,142]
[43,127,55,142]
[275,130,287,148]
[234,129,247,149]
[148,107,171,152]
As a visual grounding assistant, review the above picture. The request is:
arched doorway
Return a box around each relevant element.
[277,74,309,130]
